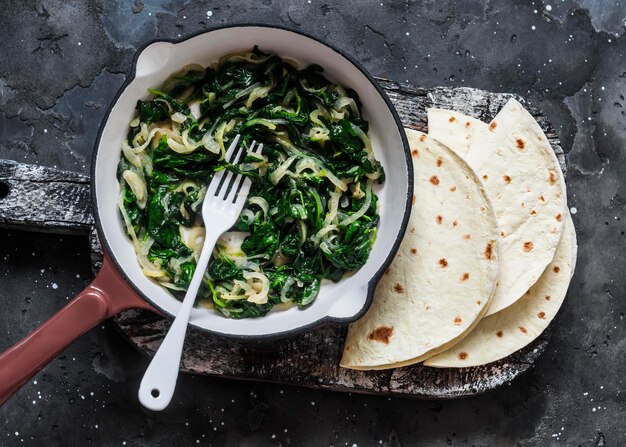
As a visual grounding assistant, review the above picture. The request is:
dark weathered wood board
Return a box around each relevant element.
[0,82,566,399]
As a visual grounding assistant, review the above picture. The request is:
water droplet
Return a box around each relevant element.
[511,34,517,43]
[449,75,455,81]
[464,50,471,57]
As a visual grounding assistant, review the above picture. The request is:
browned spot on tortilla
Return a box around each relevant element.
[450,186,457,192]
[448,116,456,123]
[482,174,488,181]
[549,171,557,185]
[556,213,562,222]
[436,215,443,224]
[484,242,495,260]
[419,134,427,142]
[453,220,458,227]
[521,202,525,208]
[463,233,471,240]
[384,268,391,276]
[393,283,404,294]
[530,210,537,216]
[437,158,443,167]
[411,149,419,158]
[465,121,471,128]
[412,194,416,205]
[410,248,417,255]
[489,121,497,131]
[503,175,511,183]
[545,295,551,301]
[409,226,416,234]
[523,241,534,252]
[516,138,526,150]
[453,316,462,324]
[496,330,504,338]
[438,258,449,268]
[540,194,546,202]
[476,300,482,305]
[538,134,543,141]
[537,311,546,319]
[500,230,506,237]
[458,352,468,360]
[553,266,561,273]
[429,175,440,185]
[460,272,470,281]
[519,326,528,334]
[367,326,394,344]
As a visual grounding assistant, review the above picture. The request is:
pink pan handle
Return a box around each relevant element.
[0,253,154,406]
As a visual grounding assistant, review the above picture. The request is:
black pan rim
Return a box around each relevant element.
[91,22,413,341]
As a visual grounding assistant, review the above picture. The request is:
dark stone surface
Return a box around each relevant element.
[0,0,624,445]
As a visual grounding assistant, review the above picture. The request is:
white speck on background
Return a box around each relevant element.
[206,11,212,18]
[52,283,58,289]
[570,207,577,214]
[531,25,536,30]
[546,5,552,11]
[43,129,48,133]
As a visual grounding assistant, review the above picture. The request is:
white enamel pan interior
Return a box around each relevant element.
[93,25,412,338]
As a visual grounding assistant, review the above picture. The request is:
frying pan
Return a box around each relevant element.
[0,24,412,405]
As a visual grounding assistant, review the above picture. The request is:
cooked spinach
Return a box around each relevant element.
[117,47,384,318]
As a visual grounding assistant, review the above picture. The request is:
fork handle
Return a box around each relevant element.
[137,232,218,411]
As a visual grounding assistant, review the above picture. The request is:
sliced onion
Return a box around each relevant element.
[269,154,297,184]
[349,122,374,160]
[280,277,296,303]
[334,97,360,119]
[246,85,272,108]
[222,82,261,109]
[171,112,187,123]
[167,137,197,154]
[313,224,339,245]
[323,189,342,225]
[248,196,270,218]
[321,169,349,192]
[244,272,270,304]
[122,170,147,209]
[339,181,372,226]
[202,130,220,154]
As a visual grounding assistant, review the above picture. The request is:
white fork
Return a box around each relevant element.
[138,135,263,411]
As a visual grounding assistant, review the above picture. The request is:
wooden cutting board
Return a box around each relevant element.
[0,81,565,399]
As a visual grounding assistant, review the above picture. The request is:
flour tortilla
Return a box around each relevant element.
[428,99,567,316]
[340,130,500,370]
[427,109,486,158]
[424,213,576,367]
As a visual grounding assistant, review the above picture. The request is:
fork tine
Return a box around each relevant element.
[234,143,264,206]
[217,147,244,199]
[207,134,241,197]
[226,142,263,204]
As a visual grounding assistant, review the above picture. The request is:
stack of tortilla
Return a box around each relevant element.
[341,98,576,369]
